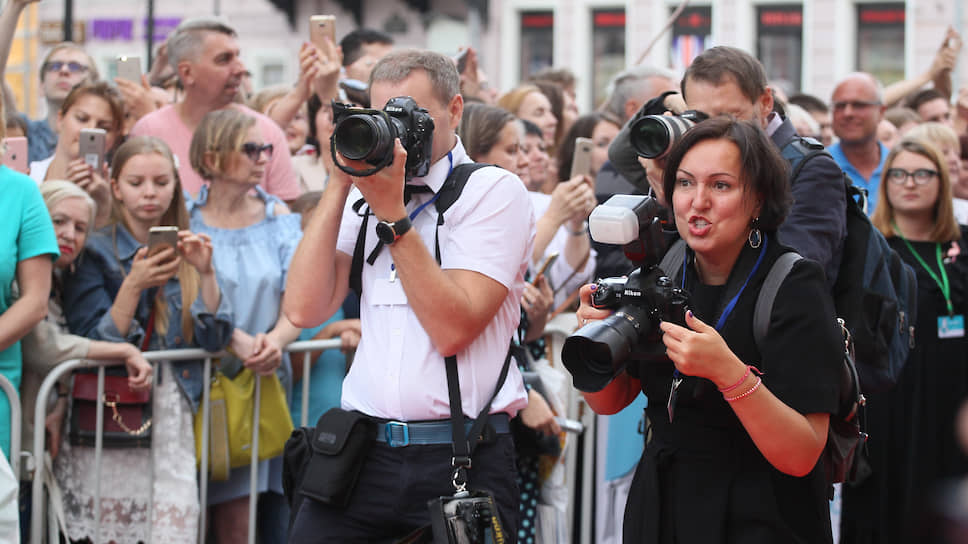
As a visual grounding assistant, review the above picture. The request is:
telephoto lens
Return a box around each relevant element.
[332,113,397,165]
[628,110,708,159]
[561,305,653,393]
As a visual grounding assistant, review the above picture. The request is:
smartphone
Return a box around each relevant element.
[116,55,142,83]
[79,128,107,169]
[309,15,336,51]
[453,48,469,74]
[146,226,179,257]
[570,137,595,180]
[532,252,559,284]
[1,137,28,174]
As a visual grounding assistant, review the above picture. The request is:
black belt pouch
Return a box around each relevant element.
[299,408,375,507]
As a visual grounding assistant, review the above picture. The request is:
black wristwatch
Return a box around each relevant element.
[376,216,412,245]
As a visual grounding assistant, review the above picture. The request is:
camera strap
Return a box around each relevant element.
[444,345,513,493]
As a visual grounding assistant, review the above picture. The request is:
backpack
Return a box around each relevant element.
[753,252,868,492]
[349,163,489,296]
[780,137,918,394]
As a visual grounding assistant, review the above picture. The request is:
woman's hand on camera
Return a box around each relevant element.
[126,246,180,290]
[576,283,613,328]
[659,310,745,387]
[177,231,215,275]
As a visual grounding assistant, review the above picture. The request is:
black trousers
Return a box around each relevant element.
[289,434,519,543]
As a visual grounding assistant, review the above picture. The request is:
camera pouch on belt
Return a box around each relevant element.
[299,408,375,507]
[428,490,507,544]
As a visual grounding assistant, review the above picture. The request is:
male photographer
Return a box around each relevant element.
[284,50,532,541]
[611,46,847,286]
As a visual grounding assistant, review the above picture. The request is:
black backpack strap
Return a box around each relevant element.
[779,136,828,184]
[658,239,687,279]
[349,197,370,297]
[433,163,490,262]
[753,252,802,349]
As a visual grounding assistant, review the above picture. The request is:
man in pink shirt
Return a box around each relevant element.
[131,17,301,201]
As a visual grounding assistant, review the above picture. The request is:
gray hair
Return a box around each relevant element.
[368,49,460,107]
[602,65,678,121]
[166,17,237,70]
[40,180,97,233]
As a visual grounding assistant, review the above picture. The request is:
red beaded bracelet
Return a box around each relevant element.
[718,365,762,393]
[724,376,763,402]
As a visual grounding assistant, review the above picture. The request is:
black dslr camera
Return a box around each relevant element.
[561,195,691,393]
[331,96,435,180]
[628,110,708,159]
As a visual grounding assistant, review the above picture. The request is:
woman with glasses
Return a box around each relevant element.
[842,136,968,543]
[187,109,303,543]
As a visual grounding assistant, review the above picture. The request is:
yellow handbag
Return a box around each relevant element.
[194,368,294,481]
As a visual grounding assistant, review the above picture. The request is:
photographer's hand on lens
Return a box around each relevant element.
[642,156,668,206]
[576,283,614,328]
[659,310,747,390]
[336,138,409,222]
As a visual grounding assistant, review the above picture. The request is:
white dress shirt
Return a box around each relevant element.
[336,138,533,421]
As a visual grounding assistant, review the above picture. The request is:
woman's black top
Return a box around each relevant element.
[623,234,843,544]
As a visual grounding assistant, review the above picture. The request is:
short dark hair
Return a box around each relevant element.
[906,88,947,112]
[681,46,767,105]
[340,29,394,67]
[788,93,828,114]
[520,119,543,139]
[663,117,791,231]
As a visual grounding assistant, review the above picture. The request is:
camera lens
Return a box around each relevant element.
[561,308,651,392]
[629,115,697,159]
[333,114,395,165]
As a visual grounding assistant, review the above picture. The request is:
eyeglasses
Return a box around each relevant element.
[885,168,938,185]
[43,61,90,74]
[240,142,273,161]
[832,100,881,111]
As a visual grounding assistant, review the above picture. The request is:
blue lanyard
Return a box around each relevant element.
[672,236,768,381]
[390,152,453,276]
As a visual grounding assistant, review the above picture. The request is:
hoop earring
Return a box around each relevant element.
[748,218,762,249]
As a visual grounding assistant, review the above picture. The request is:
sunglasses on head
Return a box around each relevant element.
[240,142,273,161]
[44,61,90,74]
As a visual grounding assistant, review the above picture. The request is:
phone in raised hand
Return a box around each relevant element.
[146,226,179,259]
[532,252,560,284]
[116,55,143,83]
[79,128,107,169]
[309,15,336,50]
[570,137,594,180]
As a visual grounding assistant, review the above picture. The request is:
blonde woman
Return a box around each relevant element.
[60,136,233,542]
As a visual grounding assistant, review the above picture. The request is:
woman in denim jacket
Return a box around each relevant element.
[58,136,233,543]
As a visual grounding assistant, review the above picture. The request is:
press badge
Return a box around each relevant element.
[938,315,965,339]
[372,277,409,305]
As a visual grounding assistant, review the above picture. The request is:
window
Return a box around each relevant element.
[856,3,905,85]
[520,11,554,81]
[670,6,711,73]
[592,9,626,107]
[756,5,803,93]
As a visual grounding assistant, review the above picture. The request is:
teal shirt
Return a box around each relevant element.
[0,167,58,456]
[290,309,347,428]
[828,141,889,215]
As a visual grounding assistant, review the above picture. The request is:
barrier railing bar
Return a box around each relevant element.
[301,352,311,428]
[198,357,211,543]
[94,366,105,542]
[0,374,22,479]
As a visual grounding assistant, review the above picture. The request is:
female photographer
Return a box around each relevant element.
[60,136,233,542]
[576,117,843,542]
[842,136,968,542]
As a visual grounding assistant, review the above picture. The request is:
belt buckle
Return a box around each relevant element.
[385,421,410,447]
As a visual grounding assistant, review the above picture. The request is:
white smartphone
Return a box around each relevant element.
[79,128,107,169]
[309,15,336,50]
[116,55,143,83]
[146,226,179,258]
[571,137,595,180]
[1,137,28,174]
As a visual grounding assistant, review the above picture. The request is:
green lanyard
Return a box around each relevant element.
[893,222,954,316]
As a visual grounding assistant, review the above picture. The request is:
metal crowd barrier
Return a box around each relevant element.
[29,339,342,544]
[0,374,22,480]
[27,322,592,544]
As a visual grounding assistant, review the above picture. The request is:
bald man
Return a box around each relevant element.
[828,72,889,214]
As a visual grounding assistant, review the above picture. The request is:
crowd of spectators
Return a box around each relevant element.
[1,0,968,541]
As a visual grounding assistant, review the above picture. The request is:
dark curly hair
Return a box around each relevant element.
[662,117,791,231]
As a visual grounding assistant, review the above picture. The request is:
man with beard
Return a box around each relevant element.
[130,17,300,201]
